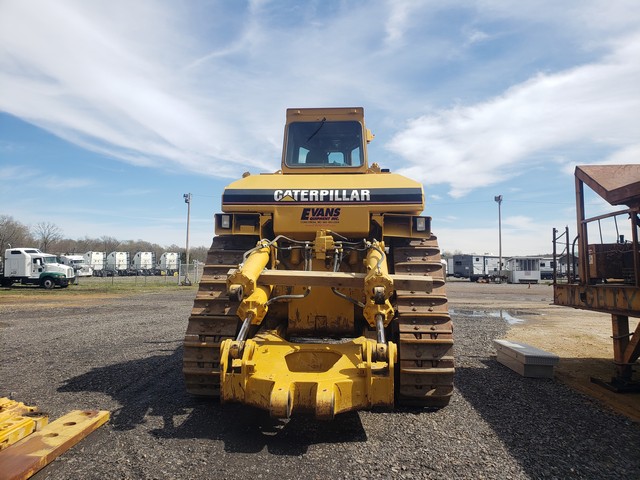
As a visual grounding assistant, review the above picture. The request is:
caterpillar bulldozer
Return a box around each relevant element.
[183,107,453,419]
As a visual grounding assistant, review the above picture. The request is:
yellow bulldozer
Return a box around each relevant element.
[183,107,453,419]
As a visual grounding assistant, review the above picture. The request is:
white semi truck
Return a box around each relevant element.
[131,252,155,275]
[59,254,93,277]
[0,248,75,288]
[157,252,179,275]
[107,251,130,276]
[84,251,106,275]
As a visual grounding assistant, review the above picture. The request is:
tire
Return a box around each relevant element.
[41,277,56,289]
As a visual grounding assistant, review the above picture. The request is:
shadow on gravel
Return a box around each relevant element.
[455,359,640,478]
[59,345,367,455]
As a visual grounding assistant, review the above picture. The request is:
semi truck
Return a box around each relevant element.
[0,248,75,288]
[59,254,93,277]
[131,252,156,275]
[157,252,179,275]
[107,251,130,276]
[84,251,106,275]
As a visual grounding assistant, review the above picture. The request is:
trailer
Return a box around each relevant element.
[470,255,501,282]
[1,248,75,288]
[59,254,93,277]
[157,252,179,275]
[451,254,473,278]
[107,251,130,276]
[132,252,156,275]
[539,257,555,280]
[446,257,454,277]
[452,254,503,281]
[84,251,107,276]
[507,256,541,284]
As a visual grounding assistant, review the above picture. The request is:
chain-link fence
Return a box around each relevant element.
[178,263,204,286]
[71,263,203,286]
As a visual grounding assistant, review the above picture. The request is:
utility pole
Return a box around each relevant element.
[494,195,503,283]
[183,193,192,286]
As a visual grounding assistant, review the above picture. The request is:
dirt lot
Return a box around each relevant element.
[446,281,640,423]
[1,281,639,479]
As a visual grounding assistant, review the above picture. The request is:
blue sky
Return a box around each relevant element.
[1,0,638,255]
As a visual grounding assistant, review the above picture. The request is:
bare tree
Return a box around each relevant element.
[32,222,63,252]
[189,246,209,264]
[2,215,213,261]
[75,236,99,253]
[55,238,79,255]
[0,215,34,253]
[100,235,120,253]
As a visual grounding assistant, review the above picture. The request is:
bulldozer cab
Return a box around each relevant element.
[282,107,373,174]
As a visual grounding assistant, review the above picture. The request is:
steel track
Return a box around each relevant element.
[182,236,252,397]
[392,236,454,407]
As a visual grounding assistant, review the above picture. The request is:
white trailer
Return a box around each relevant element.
[539,257,555,280]
[157,252,179,275]
[470,255,502,282]
[132,252,156,275]
[446,257,454,277]
[451,254,473,278]
[507,257,541,284]
[59,254,93,277]
[452,254,503,281]
[1,248,75,288]
[84,251,106,272]
[107,251,130,276]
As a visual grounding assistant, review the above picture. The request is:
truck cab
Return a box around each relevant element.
[1,248,75,288]
[59,254,94,277]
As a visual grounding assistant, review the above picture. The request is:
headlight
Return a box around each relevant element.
[221,214,231,229]
[415,217,426,232]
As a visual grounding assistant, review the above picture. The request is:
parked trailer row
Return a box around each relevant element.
[447,254,550,284]
[81,251,180,276]
[448,254,504,282]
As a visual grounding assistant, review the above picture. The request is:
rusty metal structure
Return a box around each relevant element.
[553,164,640,391]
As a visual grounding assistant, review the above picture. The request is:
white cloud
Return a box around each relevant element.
[38,176,94,190]
[388,32,640,197]
[503,215,534,230]
[0,0,264,176]
[1,0,639,200]
[384,0,422,47]
[466,29,490,45]
[0,164,94,191]
[0,165,32,181]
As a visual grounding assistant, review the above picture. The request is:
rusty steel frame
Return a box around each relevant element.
[553,165,640,391]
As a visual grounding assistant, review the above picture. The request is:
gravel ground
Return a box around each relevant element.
[2,287,639,479]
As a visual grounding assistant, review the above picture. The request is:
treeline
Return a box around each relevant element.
[0,215,209,264]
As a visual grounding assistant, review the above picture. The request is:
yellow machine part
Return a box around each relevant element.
[287,285,355,335]
[220,332,397,420]
[0,409,109,480]
[0,398,48,451]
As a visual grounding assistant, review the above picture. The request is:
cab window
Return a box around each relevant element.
[285,120,364,167]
